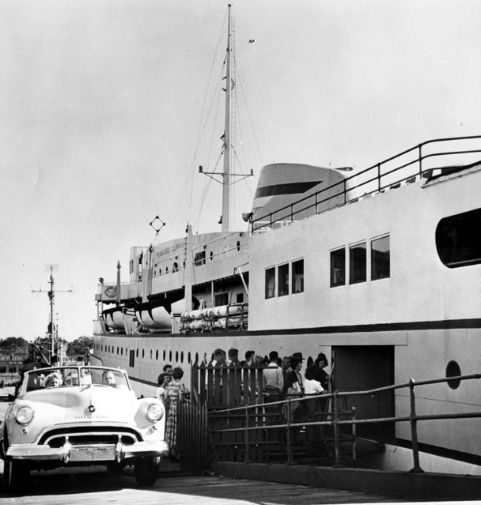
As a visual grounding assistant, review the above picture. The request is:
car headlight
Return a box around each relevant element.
[145,403,163,423]
[15,405,34,426]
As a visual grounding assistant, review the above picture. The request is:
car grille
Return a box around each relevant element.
[38,426,141,448]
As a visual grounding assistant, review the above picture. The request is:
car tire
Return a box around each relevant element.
[106,461,123,479]
[134,457,158,487]
[4,458,30,493]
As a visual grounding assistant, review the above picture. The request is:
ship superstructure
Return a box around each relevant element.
[92,5,481,467]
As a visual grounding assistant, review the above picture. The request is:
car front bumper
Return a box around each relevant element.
[6,439,169,464]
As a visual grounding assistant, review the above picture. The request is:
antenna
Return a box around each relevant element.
[31,265,73,365]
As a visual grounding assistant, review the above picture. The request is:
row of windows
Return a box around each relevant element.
[331,235,390,287]
[265,259,304,299]
[263,236,390,298]
[95,343,198,366]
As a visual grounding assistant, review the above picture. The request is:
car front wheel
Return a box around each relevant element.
[134,457,158,487]
[4,458,30,492]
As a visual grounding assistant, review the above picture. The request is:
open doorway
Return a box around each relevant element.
[332,345,394,440]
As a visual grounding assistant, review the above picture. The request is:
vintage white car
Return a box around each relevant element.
[0,365,168,491]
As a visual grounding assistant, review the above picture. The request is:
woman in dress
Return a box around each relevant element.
[164,367,186,459]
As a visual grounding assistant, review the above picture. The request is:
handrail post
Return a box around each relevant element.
[418,144,423,177]
[244,404,249,462]
[343,180,347,204]
[315,191,318,214]
[333,391,342,467]
[409,378,423,472]
[286,399,293,464]
[290,204,294,223]
[351,406,357,462]
[377,163,382,192]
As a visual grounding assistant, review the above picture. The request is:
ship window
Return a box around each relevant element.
[166,266,169,274]
[195,352,199,364]
[142,349,145,358]
[156,350,159,360]
[181,351,184,363]
[194,251,206,266]
[371,235,390,280]
[172,262,179,272]
[136,349,139,358]
[210,251,214,261]
[436,208,481,268]
[330,248,345,287]
[116,347,119,355]
[446,360,461,389]
[265,267,276,299]
[150,350,152,360]
[163,350,166,360]
[292,259,304,293]
[349,242,366,284]
[215,293,228,306]
[130,259,133,274]
[236,241,241,252]
[188,352,191,364]
[175,351,179,362]
[169,350,172,362]
[278,263,289,296]
[236,292,244,303]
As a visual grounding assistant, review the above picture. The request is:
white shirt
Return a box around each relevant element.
[303,378,324,395]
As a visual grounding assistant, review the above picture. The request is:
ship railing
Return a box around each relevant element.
[184,367,481,472]
[251,135,481,233]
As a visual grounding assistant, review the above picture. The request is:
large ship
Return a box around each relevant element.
[93,6,481,466]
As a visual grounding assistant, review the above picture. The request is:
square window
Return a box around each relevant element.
[371,236,390,280]
[265,267,276,299]
[278,263,289,296]
[215,293,228,306]
[292,259,304,293]
[330,248,345,287]
[350,242,367,284]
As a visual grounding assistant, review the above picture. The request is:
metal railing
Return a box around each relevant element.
[207,371,481,472]
[251,135,481,233]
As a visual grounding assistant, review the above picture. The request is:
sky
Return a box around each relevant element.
[0,0,480,341]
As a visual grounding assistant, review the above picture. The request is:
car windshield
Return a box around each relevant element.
[23,367,129,392]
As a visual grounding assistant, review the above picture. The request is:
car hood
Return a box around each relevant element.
[22,385,138,425]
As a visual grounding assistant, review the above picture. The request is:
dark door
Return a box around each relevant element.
[332,345,394,440]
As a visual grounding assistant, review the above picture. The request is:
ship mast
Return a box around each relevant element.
[221,3,233,232]
[32,265,72,364]
[199,4,253,231]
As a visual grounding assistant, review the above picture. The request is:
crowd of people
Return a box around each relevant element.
[206,347,331,421]
[154,349,330,459]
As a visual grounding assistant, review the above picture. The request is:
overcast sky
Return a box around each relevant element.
[1,0,480,341]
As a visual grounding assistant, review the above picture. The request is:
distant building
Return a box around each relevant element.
[0,347,29,385]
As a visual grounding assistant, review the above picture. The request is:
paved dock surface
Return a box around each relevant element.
[0,465,401,505]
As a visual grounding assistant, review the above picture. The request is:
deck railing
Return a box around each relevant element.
[251,135,481,233]
[179,365,481,472]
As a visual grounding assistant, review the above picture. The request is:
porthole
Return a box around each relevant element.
[446,360,461,389]
[436,208,481,268]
